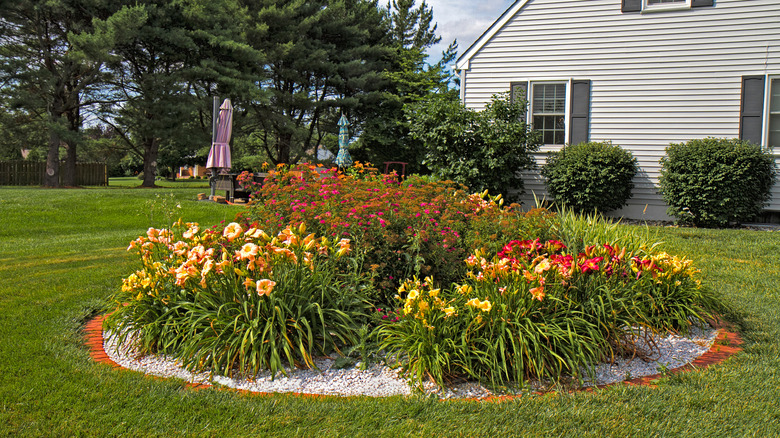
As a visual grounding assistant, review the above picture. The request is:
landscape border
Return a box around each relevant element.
[83,315,743,402]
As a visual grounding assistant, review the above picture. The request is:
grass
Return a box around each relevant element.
[1,184,779,436]
[106,176,211,188]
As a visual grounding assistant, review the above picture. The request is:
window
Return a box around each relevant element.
[643,0,691,11]
[622,0,711,13]
[507,79,590,145]
[531,83,567,145]
[740,75,780,150]
[769,78,780,148]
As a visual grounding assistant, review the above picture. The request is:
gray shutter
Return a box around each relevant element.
[740,75,765,146]
[691,0,714,7]
[622,0,641,12]
[510,81,528,123]
[569,80,591,145]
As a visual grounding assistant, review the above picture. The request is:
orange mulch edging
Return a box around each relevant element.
[84,315,743,402]
[83,316,122,369]
[620,320,742,387]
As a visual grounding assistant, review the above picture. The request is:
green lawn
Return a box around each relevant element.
[1,185,779,437]
[106,176,212,189]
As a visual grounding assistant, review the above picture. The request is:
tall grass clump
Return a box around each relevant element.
[550,206,659,255]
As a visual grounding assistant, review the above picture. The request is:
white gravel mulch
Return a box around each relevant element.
[103,325,718,400]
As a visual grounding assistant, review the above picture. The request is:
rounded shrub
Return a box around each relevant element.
[542,141,638,213]
[659,138,777,227]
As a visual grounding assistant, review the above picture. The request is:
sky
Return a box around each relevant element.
[425,0,515,63]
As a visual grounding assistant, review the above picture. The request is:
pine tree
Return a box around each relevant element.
[239,0,393,165]
[386,0,440,51]
[94,0,258,187]
[354,0,456,175]
[0,0,137,186]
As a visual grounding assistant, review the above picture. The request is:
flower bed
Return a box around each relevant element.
[106,165,724,390]
[107,221,369,377]
[237,163,557,305]
[379,239,717,388]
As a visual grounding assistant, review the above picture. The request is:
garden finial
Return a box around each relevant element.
[335,114,353,169]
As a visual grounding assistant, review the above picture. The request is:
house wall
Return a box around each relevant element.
[459,0,780,220]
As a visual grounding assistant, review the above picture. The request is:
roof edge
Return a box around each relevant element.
[455,0,531,70]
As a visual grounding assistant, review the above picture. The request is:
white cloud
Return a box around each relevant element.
[424,0,514,60]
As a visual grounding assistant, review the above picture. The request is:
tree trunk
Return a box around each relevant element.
[141,137,159,187]
[44,112,61,187]
[277,133,291,164]
[45,128,60,187]
[62,106,80,187]
[62,142,77,186]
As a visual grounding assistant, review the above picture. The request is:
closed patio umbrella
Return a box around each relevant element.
[207,98,233,172]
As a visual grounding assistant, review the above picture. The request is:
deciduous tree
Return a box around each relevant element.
[407,93,541,200]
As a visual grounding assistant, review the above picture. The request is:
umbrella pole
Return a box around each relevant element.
[209,96,219,199]
[212,96,219,144]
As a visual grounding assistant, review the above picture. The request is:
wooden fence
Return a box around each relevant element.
[0,161,108,186]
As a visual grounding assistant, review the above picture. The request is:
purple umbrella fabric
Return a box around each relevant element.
[207,98,233,170]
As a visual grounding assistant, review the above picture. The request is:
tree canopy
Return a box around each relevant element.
[90,0,257,186]
[0,0,459,185]
[240,0,394,165]
[352,0,457,175]
[0,0,140,185]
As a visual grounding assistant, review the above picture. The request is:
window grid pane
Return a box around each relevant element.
[532,83,566,144]
[769,117,780,149]
[533,84,565,114]
[770,78,780,113]
[533,115,565,145]
[770,79,780,148]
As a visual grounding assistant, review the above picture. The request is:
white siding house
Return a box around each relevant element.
[456,0,780,220]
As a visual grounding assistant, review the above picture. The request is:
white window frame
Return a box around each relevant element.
[642,0,691,13]
[762,74,780,155]
[527,79,572,146]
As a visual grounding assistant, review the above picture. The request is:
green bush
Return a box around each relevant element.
[406,93,541,201]
[542,141,638,213]
[659,138,777,227]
